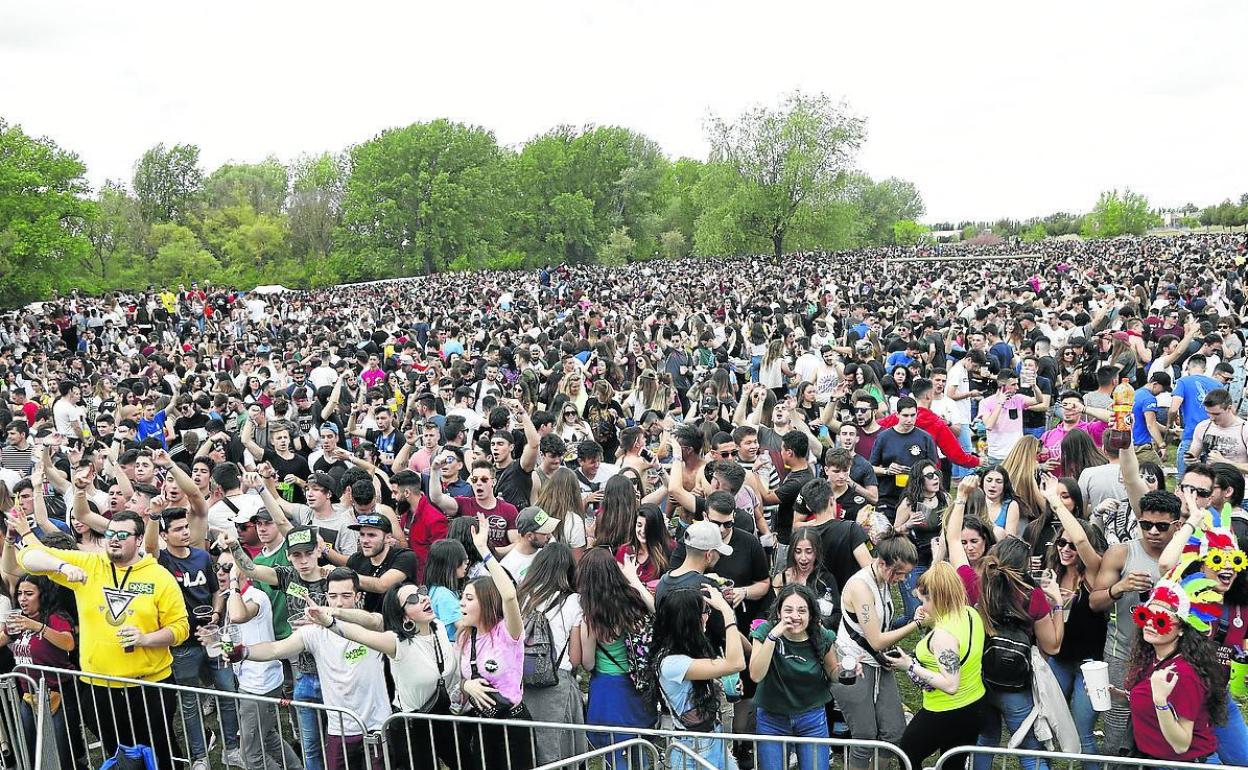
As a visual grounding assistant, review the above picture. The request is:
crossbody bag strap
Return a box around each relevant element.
[469,627,481,680]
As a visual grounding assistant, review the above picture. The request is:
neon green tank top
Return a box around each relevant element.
[915,607,986,712]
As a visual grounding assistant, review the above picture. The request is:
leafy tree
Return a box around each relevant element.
[0,119,95,306]
[288,152,346,261]
[701,91,866,257]
[891,219,930,245]
[338,120,507,276]
[148,223,220,285]
[1020,222,1047,243]
[599,226,635,266]
[849,174,925,245]
[659,229,687,259]
[82,183,146,284]
[1081,189,1161,238]
[202,157,289,215]
[132,143,203,224]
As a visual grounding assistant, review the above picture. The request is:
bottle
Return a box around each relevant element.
[1111,377,1134,433]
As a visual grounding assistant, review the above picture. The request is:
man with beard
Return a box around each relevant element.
[14,511,187,770]
[500,506,560,581]
[343,513,417,613]
[1090,490,1183,756]
[850,393,884,461]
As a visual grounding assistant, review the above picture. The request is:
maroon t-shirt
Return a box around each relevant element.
[1129,656,1216,761]
[11,612,76,691]
[454,496,518,550]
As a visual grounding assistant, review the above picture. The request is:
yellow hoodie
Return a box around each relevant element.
[25,545,189,686]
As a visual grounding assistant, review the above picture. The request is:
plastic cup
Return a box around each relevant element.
[895,473,910,488]
[1081,660,1112,711]
[839,653,858,685]
[1231,660,1248,698]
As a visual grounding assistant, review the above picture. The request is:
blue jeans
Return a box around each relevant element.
[756,705,828,770]
[294,671,325,770]
[896,564,929,627]
[1177,438,1192,478]
[1045,657,1100,770]
[975,689,1049,770]
[171,643,240,759]
[952,425,974,480]
[1214,689,1248,765]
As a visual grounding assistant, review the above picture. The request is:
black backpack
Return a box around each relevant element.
[982,620,1033,692]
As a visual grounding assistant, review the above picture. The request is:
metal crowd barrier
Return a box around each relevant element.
[377,710,914,770]
[25,664,375,770]
[0,672,44,770]
[934,745,1239,770]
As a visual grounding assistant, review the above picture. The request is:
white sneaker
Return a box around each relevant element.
[191,758,209,770]
[224,747,246,767]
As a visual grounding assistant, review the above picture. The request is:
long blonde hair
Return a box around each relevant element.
[1000,436,1044,520]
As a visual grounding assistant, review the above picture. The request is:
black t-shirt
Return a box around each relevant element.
[265,449,311,504]
[172,413,209,435]
[1020,377,1053,430]
[808,518,869,594]
[274,566,329,674]
[868,427,937,511]
[774,467,815,545]
[347,546,419,613]
[670,528,771,625]
[158,547,218,640]
[495,460,533,509]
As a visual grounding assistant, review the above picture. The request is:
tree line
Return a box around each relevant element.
[1,92,929,306]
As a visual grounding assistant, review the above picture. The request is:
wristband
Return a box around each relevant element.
[766,631,781,642]
[1108,585,1122,601]
[482,553,494,564]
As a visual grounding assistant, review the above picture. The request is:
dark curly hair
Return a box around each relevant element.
[1125,620,1228,726]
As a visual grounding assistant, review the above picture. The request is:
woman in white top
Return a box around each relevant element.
[221,552,302,770]
[308,582,457,770]
[516,544,587,766]
[834,535,924,770]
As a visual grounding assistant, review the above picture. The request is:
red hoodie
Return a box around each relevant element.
[878,407,981,469]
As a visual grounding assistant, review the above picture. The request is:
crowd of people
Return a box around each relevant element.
[0,232,1247,770]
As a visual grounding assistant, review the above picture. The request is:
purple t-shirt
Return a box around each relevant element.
[1041,420,1107,461]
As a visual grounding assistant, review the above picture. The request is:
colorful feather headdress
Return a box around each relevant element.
[1148,504,1241,632]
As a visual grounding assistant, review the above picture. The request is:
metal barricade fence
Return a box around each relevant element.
[25,664,376,770]
[377,710,914,770]
[0,672,42,770]
[933,745,1239,770]
[534,739,662,770]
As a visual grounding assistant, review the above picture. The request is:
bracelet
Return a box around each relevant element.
[329,619,346,637]
[1154,702,1174,715]
[1108,585,1122,601]
[766,632,781,642]
[482,553,494,564]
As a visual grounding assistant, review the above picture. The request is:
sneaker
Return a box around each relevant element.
[203,697,216,717]
[224,747,246,767]
[191,758,209,770]
[207,731,217,754]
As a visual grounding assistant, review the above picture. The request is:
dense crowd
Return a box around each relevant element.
[1,232,1247,770]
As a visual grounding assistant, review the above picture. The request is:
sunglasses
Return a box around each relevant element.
[1138,520,1174,533]
[1131,604,1177,634]
[709,519,734,530]
[1054,538,1075,550]
[853,407,871,413]
[922,472,940,481]
[217,563,233,573]
[402,587,431,607]
[1180,483,1212,498]
[103,530,135,541]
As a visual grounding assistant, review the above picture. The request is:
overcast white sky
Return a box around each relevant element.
[3,0,1246,222]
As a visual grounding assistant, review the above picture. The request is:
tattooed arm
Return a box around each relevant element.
[918,628,964,695]
[847,579,920,651]
[218,531,280,586]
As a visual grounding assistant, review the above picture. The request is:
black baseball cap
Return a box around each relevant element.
[347,513,392,533]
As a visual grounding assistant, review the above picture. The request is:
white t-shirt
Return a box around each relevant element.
[500,548,538,582]
[946,362,973,425]
[562,513,588,548]
[207,493,265,536]
[233,585,284,694]
[537,593,583,673]
[982,393,1026,460]
[52,399,85,436]
[299,624,392,734]
[0,467,19,495]
[392,624,456,712]
[793,353,820,384]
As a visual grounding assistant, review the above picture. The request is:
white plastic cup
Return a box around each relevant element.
[1081,660,1112,712]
